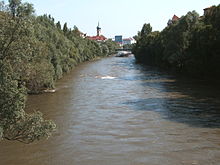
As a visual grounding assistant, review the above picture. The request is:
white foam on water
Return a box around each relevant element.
[100,76,116,79]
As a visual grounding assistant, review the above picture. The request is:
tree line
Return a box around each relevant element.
[0,0,118,143]
[132,5,220,79]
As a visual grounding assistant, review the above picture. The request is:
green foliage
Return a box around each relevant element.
[17,2,35,17]
[8,0,21,17]
[133,6,220,79]
[0,1,56,143]
[56,21,61,30]
[0,60,56,143]
[123,43,134,50]
[104,39,119,54]
[0,0,116,143]
[140,23,152,38]
[63,22,68,35]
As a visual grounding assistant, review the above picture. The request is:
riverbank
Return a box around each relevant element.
[132,5,220,80]
[28,54,117,95]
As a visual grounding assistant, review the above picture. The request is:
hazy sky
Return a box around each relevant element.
[23,0,220,38]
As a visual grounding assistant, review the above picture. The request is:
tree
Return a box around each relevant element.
[17,2,35,17]
[0,1,6,11]
[8,0,21,17]
[72,25,82,37]
[0,62,56,143]
[1,0,117,143]
[140,23,152,38]
[56,21,61,30]
[63,22,68,35]
[132,6,220,79]
[133,31,141,41]
[0,1,56,143]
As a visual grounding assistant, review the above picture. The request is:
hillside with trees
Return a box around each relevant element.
[0,0,118,143]
[132,5,220,79]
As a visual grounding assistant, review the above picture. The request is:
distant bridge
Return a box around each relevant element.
[115,48,132,51]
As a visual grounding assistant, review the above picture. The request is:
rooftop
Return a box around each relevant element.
[87,35,107,41]
[203,6,213,10]
[172,15,179,21]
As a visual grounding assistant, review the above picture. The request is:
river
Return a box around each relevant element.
[1,55,220,165]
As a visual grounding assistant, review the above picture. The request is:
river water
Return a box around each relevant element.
[1,56,220,165]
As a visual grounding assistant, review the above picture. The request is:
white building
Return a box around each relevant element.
[122,37,136,45]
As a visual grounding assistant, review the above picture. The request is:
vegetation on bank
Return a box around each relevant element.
[0,0,118,143]
[132,5,220,79]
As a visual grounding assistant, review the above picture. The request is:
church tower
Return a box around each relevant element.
[96,22,101,36]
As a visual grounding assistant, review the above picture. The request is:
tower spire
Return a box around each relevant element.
[96,21,101,36]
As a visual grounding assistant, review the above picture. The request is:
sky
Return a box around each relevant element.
[22,0,220,38]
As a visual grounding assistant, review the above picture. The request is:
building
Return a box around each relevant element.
[75,30,86,38]
[203,6,214,16]
[122,38,135,45]
[87,35,107,42]
[115,35,123,44]
[96,22,101,36]
[167,14,180,26]
[172,15,180,21]
[114,36,135,47]
[87,22,107,42]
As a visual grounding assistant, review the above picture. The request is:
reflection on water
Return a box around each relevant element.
[1,56,220,165]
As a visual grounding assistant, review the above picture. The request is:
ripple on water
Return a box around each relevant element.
[1,56,220,165]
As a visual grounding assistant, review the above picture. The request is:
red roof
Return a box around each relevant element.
[87,35,107,41]
[172,15,179,21]
[123,38,133,41]
[203,6,213,10]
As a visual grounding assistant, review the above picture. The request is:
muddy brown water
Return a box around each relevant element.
[1,56,220,165]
